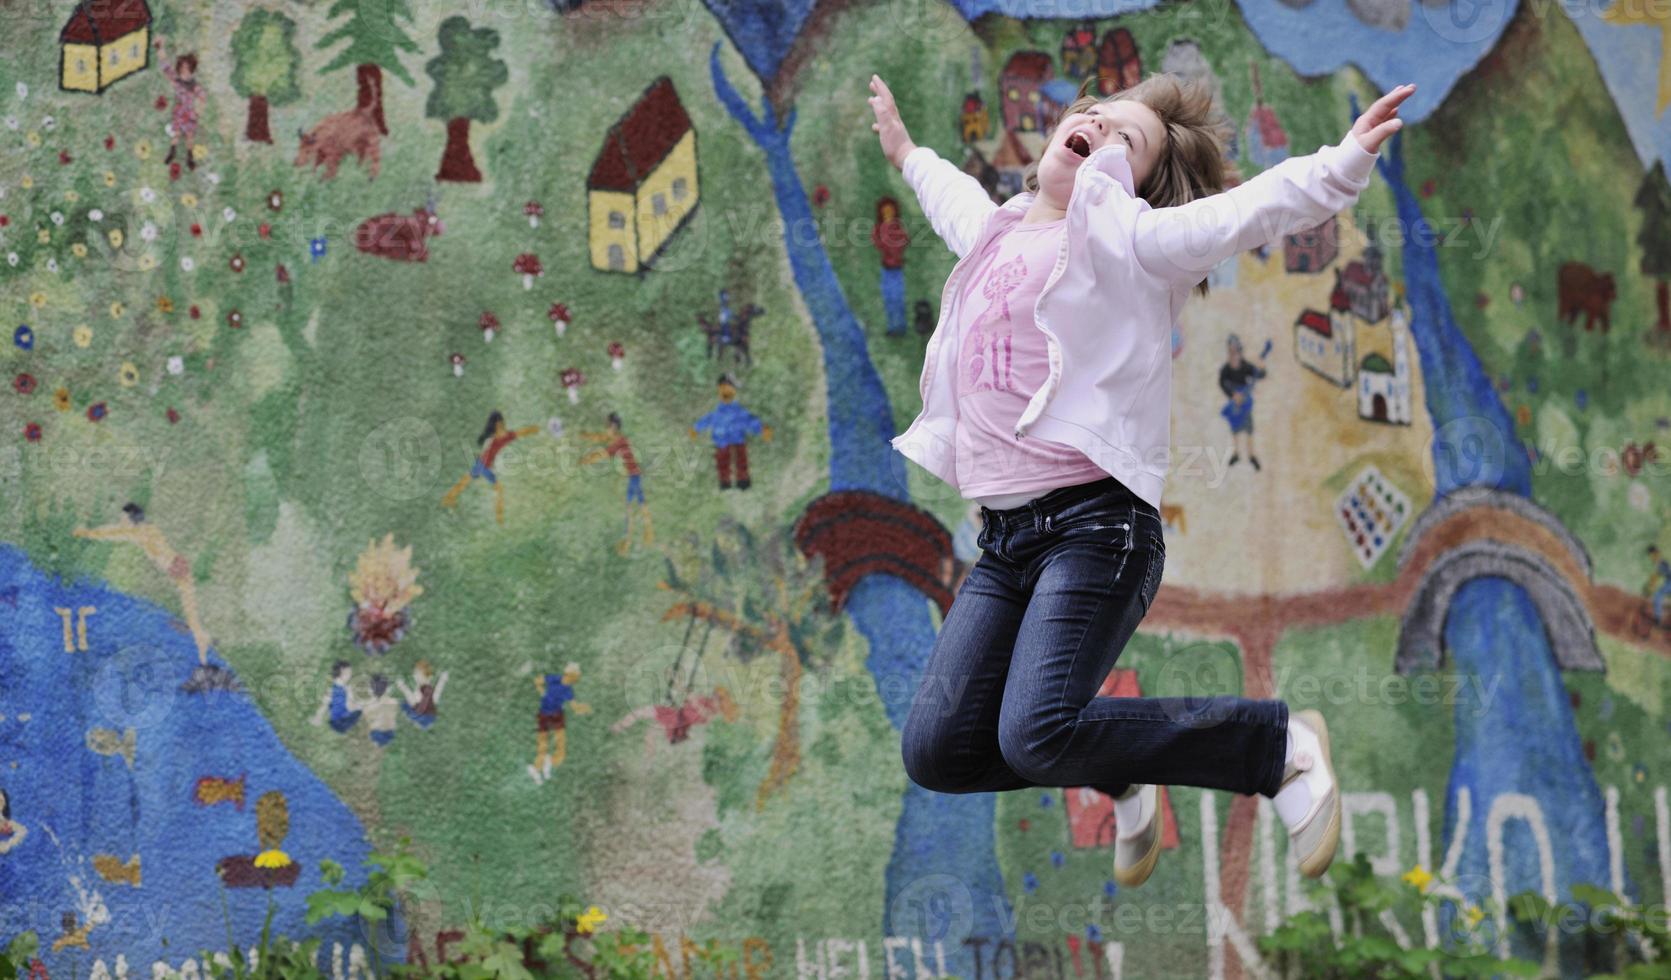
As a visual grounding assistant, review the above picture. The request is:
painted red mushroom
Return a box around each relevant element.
[548,302,570,338]
[479,311,500,343]
[608,341,625,372]
[524,201,544,229]
[560,367,585,404]
[450,352,467,377]
[514,253,542,290]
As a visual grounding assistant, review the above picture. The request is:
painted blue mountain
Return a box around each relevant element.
[0,545,383,975]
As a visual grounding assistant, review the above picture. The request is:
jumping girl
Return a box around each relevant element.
[870,71,1411,885]
[441,410,543,525]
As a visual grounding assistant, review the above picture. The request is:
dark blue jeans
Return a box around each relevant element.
[901,476,1289,799]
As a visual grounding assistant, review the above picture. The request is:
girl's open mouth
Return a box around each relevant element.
[1065,131,1092,158]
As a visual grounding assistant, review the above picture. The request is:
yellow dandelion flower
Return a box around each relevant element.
[71,242,87,258]
[109,301,125,319]
[64,190,79,203]
[54,387,71,411]
[103,170,116,187]
[136,253,157,271]
[135,139,151,160]
[1401,866,1434,894]
[180,192,198,208]
[1463,905,1485,928]
[253,849,292,869]
[73,324,93,348]
[576,906,607,935]
[28,291,46,308]
[19,175,33,190]
[107,228,124,248]
[118,362,139,387]
[25,131,40,147]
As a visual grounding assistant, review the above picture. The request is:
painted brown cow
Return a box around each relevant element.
[354,204,444,262]
[294,105,382,181]
[1557,261,1617,333]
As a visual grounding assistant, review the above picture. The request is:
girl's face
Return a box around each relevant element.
[1035,99,1166,206]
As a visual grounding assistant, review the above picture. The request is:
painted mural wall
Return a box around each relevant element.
[2,0,1670,976]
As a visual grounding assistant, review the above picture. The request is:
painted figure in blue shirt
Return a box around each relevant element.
[311,661,363,733]
[1646,545,1671,623]
[689,374,773,490]
[530,661,592,784]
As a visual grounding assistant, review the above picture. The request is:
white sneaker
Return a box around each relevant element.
[1279,710,1341,878]
[527,763,544,785]
[1112,784,1163,888]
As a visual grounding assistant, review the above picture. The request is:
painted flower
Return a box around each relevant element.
[190,222,202,237]
[167,355,184,376]
[63,191,77,203]
[157,297,175,314]
[71,243,87,258]
[309,236,327,261]
[13,373,37,395]
[1402,865,1434,893]
[27,292,46,309]
[86,402,107,422]
[104,134,115,151]
[1463,905,1485,929]
[166,407,180,424]
[50,211,63,226]
[19,175,32,190]
[40,115,53,131]
[4,253,15,267]
[267,190,284,211]
[12,83,23,100]
[23,422,41,443]
[206,172,221,185]
[73,325,92,348]
[222,207,236,223]
[2,116,15,131]
[118,362,139,387]
[139,186,156,204]
[135,140,152,160]
[25,131,41,148]
[109,301,126,319]
[53,387,70,411]
[229,253,245,273]
[180,256,195,272]
[103,170,116,187]
[227,309,243,329]
[253,849,292,869]
[107,228,123,248]
[12,325,31,350]
[576,906,607,936]
[137,254,157,271]
[188,305,200,319]
[139,222,157,243]
[180,192,198,208]
[191,145,207,163]
[88,208,103,222]
[44,258,57,273]
[36,228,49,244]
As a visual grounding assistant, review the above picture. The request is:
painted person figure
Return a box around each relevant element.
[1218,333,1269,471]
[399,661,448,730]
[874,196,911,335]
[442,410,543,525]
[363,675,400,747]
[1646,545,1671,625]
[311,661,363,733]
[74,503,211,664]
[0,787,26,855]
[689,374,772,490]
[580,411,654,554]
[157,40,203,171]
[529,662,592,784]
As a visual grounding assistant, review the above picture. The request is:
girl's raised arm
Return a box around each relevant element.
[1131,84,1412,286]
[870,75,996,259]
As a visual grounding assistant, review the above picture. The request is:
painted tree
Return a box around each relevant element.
[315,0,419,136]
[229,8,301,144]
[657,516,845,809]
[424,16,508,184]
[1634,161,1671,340]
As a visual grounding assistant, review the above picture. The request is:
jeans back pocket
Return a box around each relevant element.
[1137,529,1165,613]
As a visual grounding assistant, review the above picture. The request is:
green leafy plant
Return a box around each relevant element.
[1507,884,1671,979]
[307,839,430,978]
[1257,853,1541,978]
[0,932,40,980]
[400,893,657,980]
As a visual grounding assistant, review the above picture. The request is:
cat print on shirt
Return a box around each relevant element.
[964,252,1028,392]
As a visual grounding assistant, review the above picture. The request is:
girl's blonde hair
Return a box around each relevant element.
[1023,71,1235,293]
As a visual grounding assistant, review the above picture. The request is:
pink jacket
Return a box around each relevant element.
[889,135,1379,511]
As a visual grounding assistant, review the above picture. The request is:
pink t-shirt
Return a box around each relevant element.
[952,218,1108,504]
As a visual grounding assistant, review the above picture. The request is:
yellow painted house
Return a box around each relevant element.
[60,0,153,94]
[587,77,699,274]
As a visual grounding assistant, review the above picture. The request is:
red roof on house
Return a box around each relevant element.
[1344,260,1377,285]
[1001,51,1054,80]
[61,0,152,43]
[587,76,693,193]
[1296,309,1332,337]
[1331,284,1351,311]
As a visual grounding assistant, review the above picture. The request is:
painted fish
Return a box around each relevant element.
[194,773,246,811]
[91,853,141,887]
[85,727,135,769]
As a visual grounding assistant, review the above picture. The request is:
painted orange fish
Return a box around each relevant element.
[194,774,246,811]
[92,853,141,886]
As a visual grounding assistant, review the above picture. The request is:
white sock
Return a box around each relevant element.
[1113,785,1147,830]
[1273,719,1319,828]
